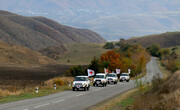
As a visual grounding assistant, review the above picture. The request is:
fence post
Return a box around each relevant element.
[69,81,71,87]
[36,87,38,93]
[54,84,56,90]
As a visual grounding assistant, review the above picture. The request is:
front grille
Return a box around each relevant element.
[108,78,113,80]
[75,83,82,85]
[96,80,101,82]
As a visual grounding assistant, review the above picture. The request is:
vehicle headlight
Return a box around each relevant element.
[73,82,75,87]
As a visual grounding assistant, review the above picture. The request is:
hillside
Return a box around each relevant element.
[58,43,108,65]
[1,0,180,40]
[0,40,55,65]
[126,32,180,48]
[0,10,106,52]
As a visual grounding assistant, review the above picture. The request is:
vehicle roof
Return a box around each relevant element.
[108,73,116,74]
[96,73,105,75]
[76,76,89,77]
[121,73,128,74]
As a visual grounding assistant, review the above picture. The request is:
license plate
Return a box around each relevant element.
[77,85,80,88]
[97,81,100,84]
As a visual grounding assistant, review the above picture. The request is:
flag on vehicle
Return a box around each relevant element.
[116,69,121,74]
[87,69,95,76]
[128,69,131,74]
[104,68,108,75]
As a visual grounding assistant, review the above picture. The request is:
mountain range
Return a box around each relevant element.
[0,10,106,52]
[0,0,180,40]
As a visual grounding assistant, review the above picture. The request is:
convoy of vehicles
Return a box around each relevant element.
[106,73,118,84]
[72,72,130,91]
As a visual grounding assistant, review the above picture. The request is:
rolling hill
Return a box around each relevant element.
[126,32,180,48]
[0,10,106,52]
[1,0,180,40]
[0,40,55,65]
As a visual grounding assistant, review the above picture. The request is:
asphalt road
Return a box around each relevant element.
[0,57,163,110]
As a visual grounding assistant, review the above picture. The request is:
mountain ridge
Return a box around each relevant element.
[0,10,106,52]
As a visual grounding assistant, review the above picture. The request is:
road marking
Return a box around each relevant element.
[76,94,83,97]
[53,99,65,104]
[95,88,102,91]
[34,103,49,108]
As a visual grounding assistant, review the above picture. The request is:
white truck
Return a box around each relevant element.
[120,73,130,82]
[93,73,107,87]
[106,73,118,84]
[72,76,90,91]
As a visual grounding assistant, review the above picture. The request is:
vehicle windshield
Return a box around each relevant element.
[74,77,87,81]
[120,74,129,76]
[107,74,116,77]
[95,75,104,78]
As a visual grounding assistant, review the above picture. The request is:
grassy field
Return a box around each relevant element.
[58,43,108,65]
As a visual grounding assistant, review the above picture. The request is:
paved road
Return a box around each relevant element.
[0,57,163,110]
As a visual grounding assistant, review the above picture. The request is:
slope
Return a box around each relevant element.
[126,32,180,48]
[0,40,55,65]
[0,10,106,52]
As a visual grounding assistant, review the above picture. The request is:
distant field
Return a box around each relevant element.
[168,46,180,59]
[58,43,108,65]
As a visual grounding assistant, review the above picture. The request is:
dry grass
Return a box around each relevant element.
[88,89,137,110]
[128,71,180,110]
[0,89,23,97]
[44,77,74,87]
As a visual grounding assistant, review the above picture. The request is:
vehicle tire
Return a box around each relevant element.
[105,83,107,86]
[93,83,95,87]
[84,87,87,91]
[127,80,129,82]
[120,80,122,82]
[87,86,89,90]
[72,87,75,91]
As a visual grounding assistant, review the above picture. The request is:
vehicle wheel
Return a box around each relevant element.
[108,82,110,84]
[120,80,122,82]
[93,83,95,86]
[87,86,89,90]
[72,87,75,91]
[127,80,129,82]
[105,83,107,86]
[84,87,87,91]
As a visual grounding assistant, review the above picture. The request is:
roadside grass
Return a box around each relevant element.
[157,60,171,79]
[130,67,146,80]
[0,85,71,104]
[58,43,108,65]
[0,77,74,104]
[87,89,138,110]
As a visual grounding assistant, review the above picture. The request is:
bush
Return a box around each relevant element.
[54,79,64,86]
[66,65,85,77]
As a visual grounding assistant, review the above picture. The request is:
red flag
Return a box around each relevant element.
[104,68,108,74]
[116,69,121,74]
[87,69,95,76]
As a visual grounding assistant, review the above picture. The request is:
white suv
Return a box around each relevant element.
[72,76,90,91]
[93,73,107,87]
[120,73,130,82]
[106,73,118,84]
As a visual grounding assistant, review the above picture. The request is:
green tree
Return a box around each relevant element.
[147,44,161,57]
[103,42,115,49]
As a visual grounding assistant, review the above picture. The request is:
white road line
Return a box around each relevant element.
[76,94,83,97]
[33,103,49,109]
[52,99,65,104]
[95,88,102,91]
